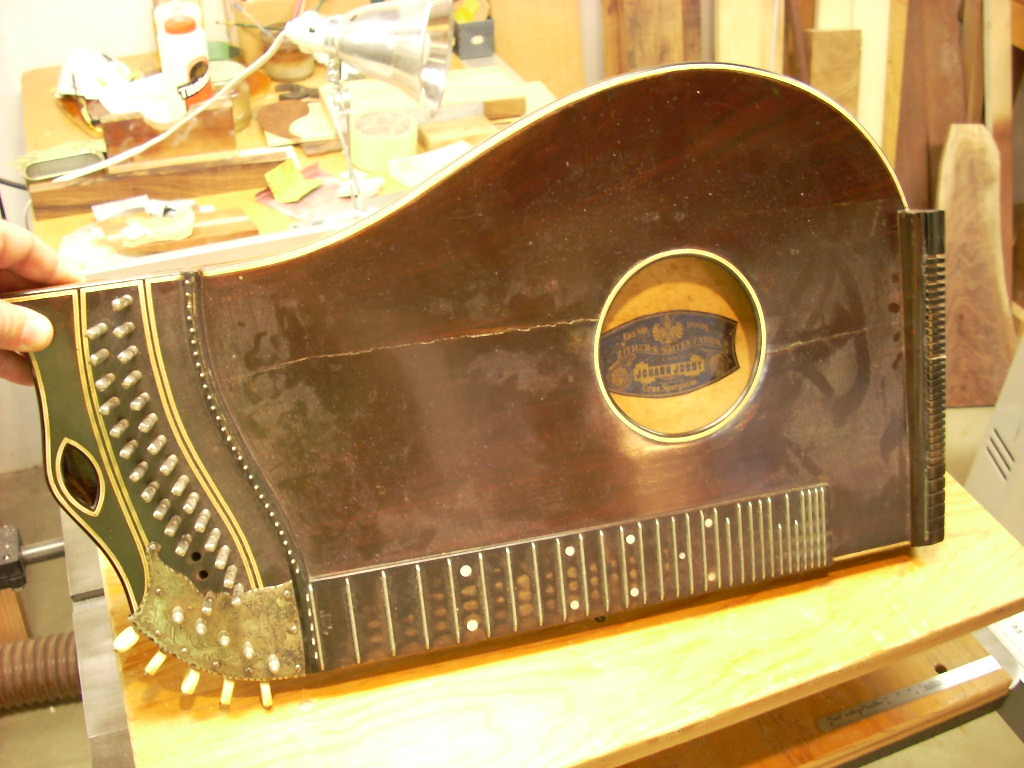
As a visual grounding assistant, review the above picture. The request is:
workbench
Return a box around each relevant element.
[81,476,1021,767]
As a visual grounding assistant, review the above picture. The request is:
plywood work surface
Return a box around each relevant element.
[105,477,1024,767]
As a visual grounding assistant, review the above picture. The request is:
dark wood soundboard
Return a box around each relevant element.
[7,64,945,697]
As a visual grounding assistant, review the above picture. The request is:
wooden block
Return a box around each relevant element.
[28,148,294,220]
[883,0,910,162]
[937,123,1017,406]
[0,590,28,645]
[419,116,497,151]
[805,29,862,116]
[101,104,236,161]
[96,208,259,257]
[983,0,1015,300]
[715,0,785,72]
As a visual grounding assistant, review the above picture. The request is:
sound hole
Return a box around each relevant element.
[596,249,763,441]
[57,440,102,511]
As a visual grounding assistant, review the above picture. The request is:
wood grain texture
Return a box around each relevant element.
[805,29,862,116]
[937,123,1017,406]
[882,0,910,163]
[715,0,785,71]
[625,635,1010,768]
[488,0,585,98]
[0,591,28,645]
[893,0,967,209]
[983,0,1015,299]
[106,478,1024,768]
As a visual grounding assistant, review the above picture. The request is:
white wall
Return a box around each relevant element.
[0,1,155,472]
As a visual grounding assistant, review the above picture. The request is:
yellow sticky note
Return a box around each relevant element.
[265,160,322,203]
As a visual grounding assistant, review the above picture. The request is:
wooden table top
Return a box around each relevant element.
[101,476,1024,767]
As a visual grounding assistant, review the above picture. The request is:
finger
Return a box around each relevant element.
[0,221,82,287]
[0,350,35,386]
[0,300,54,352]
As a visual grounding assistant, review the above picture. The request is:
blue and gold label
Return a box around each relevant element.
[599,311,739,398]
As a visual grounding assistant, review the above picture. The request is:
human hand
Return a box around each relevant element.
[0,221,83,385]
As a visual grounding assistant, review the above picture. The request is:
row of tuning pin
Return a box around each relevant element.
[113,626,275,708]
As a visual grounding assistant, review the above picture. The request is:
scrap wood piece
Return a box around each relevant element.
[937,123,1017,406]
[804,28,861,116]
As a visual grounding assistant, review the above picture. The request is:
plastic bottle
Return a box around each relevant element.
[157,7,213,121]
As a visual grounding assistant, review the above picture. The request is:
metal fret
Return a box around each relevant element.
[726,516,734,587]
[767,498,775,578]
[504,547,518,632]
[531,542,544,627]
[636,523,648,605]
[700,510,710,592]
[380,571,397,656]
[554,538,567,621]
[685,512,694,596]
[477,552,492,637]
[446,558,461,644]
[670,516,681,598]
[736,503,745,585]
[618,526,630,609]
[577,532,590,616]
[415,564,430,649]
[344,577,361,664]
[655,519,665,602]
[599,529,610,612]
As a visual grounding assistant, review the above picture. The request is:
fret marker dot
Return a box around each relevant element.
[569,599,580,611]
[708,572,718,583]
[678,552,687,560]
[459,564,472,578]
[704,518,714,528]
[563,545,575,557]
[625,534,636,545]
[629,587,640,598]
[465,619,479,632]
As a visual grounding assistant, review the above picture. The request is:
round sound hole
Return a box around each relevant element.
[595,249,764,441]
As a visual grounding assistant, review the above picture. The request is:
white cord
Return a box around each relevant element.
[54,31,289,183]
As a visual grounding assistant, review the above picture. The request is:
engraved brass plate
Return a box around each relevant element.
[596,249,764,441]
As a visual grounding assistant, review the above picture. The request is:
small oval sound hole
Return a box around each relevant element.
[57,440,102,511]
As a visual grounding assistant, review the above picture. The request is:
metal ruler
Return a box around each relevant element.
[817,655,1004,732]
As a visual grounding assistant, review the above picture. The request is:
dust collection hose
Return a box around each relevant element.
[0,633,81,711]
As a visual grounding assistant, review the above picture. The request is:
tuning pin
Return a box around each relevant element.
[181,668,201,696]
[113,625,140,653]
[260,682,273,709]
[145,650,167,676]
[220,678,235,707]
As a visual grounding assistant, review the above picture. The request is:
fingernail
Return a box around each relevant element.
[21,314,53,351]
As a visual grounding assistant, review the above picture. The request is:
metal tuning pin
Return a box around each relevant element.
[111,321,135,339]
[260,682,273,709]
[174,534,192,557]
[141,481,160,503]
[129,392,151,411]
[171,605,185,624]
[195,618,208,636]
[193,509,211,533]
[164,515,182,538]
[94,373,116,392]
[116,345,139,364]
[267,654,281,676]
[88,348,110,366]
[220,678,235,708]
[231,581,244,606]
[85,322,109,340]
[121,370,142,389]
[99,397,120,416]
[109,419,130,438]
[111,294,134,311]
[153,498,171,520]
[128,462,148,483]
[118,440,138,460]
[202,592,216,617]
[222,564,237,590]
[181,491,200,515]
[144,650,167,676]
[203,528,221,553]
[138,413,159,433]
[146,435,167,455]
[215,545,231,570]
[158,454,179,476]
[171,475,191,496]
[112,625,140,653]
[242,641,255,661]
[181,668,201,696]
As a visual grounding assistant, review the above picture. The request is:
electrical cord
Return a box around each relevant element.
[54,31,288,183]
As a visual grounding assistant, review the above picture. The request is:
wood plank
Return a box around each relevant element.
[104,478,1024,767]
[984,0,1015,299]
[893,0,966,209]
[488,0,586,98]
[937,123,1017,406]
[624,635,1010,767]
[0,591,28,645]
[805,29,861,116]
[715,0,785,72]
[883,0,910,163]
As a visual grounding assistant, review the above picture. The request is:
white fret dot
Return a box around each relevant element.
[625,534,636,545]
[563,545,575,557]
[466,619,479,632]
[704,518,714,528]
[629,587,640,598]
[678,552,687,560]
[459,564,472,578]
[569,599,580,611]
[708,572,718,583]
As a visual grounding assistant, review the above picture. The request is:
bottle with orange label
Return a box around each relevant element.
[156,3,213,121]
